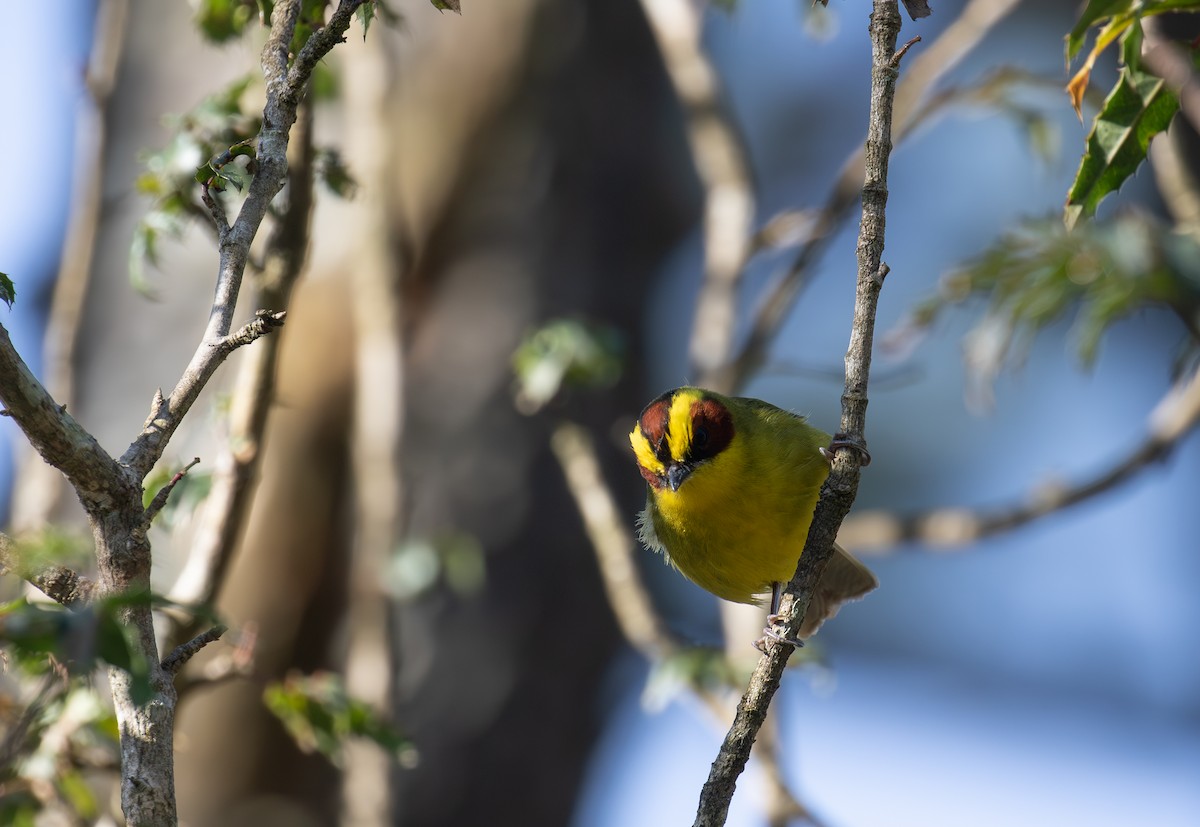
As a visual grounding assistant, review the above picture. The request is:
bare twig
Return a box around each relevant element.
[0,324,127,509]
[0,532,96,608]
[201,182,231,234]
[161,625,228,677]
[166,101,316,635]
[176,623,258,699]
[638,0,755,380]
[711,0,1021,393]
[142,457,202,527]
[693,4,907,824]
[841,364,1200,551]
[551,423,679,659]
[217,309,289,354]
[342,29,403,822]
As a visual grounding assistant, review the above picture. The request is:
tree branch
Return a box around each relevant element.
[638,0,755,380]
[693,4,908,824]
[167,99,316,643]
[142,456,202,527]
[0,532,96,608]
[120,0,366,480]
[0,323,126,509]
[708,0,1019,393]
[550,422,679,659]
[840,363,1200,551]
[161,625,227,677]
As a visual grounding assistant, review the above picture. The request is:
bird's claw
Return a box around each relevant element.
[754,614,805,652]
[820,434,871,467]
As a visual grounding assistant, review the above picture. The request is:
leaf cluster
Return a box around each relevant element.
[0,683,117,824]
[1065,0,1200,226]
[511,318,625,414]
[263,671,415,766]
[194,0,405,44]
[386,533,485,601]
[131,76,262,290]
[901,214,1200,395]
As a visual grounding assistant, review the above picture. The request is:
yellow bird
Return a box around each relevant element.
[629,386,877,640]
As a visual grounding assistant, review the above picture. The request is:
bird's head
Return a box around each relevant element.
[629,387,735,493]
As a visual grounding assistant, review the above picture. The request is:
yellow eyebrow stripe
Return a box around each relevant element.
[629,426,665,475]
[665,389,698,463]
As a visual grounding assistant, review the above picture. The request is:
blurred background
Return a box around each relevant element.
[1,1,1198,825]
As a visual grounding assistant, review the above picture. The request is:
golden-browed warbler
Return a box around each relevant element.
[629,387,876,641]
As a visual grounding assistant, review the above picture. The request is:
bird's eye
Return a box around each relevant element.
[693,427,709,449]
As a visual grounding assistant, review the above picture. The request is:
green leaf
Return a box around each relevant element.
[57,769,98,819]
[0,271,15,309]
[94,598,155,706]
[430,0,461,13]
[357,1,376,38]
[194,0,260,43]
[1065,29,1178,228]
[386,532,485,600]
[264,672,416,766]
[315,147,358,198]
[897,214,1200,401]
[511,319,624,413]
[1066,0,1133,63]
[142,464,214,526]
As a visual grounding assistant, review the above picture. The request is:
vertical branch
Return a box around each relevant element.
[341,27,402,827]
[692,4,909,826]
[638,0,755,382]
[10,0,129,531]
[165,98,317,636]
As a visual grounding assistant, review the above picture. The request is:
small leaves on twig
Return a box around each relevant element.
[1066,31,1179,227]
[892,213,1200,407]
[132,75,261,285]
[264,672,417,767]
[0,273,15,309]
[511,319,624,414]
[1062,3,1200,226]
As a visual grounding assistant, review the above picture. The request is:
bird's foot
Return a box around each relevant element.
[819,433,871,467]
[754,613,805,652]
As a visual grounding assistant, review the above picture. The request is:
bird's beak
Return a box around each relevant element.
[666,462,692,492]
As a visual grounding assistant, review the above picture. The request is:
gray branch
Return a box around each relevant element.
[120,0,366,480]
[0,323,127,510]
[161,625,228,676]
[0,531,96,608]
[692,4,910,825]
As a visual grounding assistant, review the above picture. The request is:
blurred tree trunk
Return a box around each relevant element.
[166,0,699,825]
